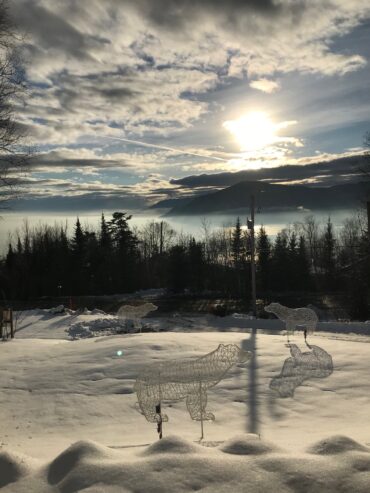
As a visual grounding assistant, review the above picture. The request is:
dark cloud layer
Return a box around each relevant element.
[171,156,367,188]
[28,152,130,170]
[15,2,108,60]
[133,0,285,28]
[10,193,147,212]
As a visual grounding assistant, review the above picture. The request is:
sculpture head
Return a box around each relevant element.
[143,303,158,313]
[217,344,251,363]
[264,302,281,314]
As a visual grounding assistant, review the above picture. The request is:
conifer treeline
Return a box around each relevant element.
[1,212,369,318]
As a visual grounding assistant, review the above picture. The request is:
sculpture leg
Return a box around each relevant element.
[137,387,169,423]
[286,321,294,345]
[133,318,141,333]
[186,392,215,421]
[139,400,169,423]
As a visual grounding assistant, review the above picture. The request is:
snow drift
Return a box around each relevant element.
[2,434,370,492]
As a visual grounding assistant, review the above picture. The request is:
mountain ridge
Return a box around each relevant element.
[163,180,370,216]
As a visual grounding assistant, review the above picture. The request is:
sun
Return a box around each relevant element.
[223,111,278,151]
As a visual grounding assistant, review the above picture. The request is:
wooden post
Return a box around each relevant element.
[10,309,14,338]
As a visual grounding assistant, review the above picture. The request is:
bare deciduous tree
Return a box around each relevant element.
[0,0,27,208]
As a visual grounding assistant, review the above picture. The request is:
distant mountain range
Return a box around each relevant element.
[158,180,370,216]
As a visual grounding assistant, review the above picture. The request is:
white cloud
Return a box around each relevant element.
[7,0,370,210]
[249,79,280,93]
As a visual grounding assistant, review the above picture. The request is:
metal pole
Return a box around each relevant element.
[160,221,164,256]
[199,380,204,440]
[250,195,257,318]
[367,201,370,240]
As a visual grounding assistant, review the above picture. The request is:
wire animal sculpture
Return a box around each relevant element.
[270,344,333,398]
[117,302,157,331]
[265,303,318,342]
[134,344,251,425]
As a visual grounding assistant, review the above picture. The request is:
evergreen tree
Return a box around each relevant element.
[256,226,271,295]
[99,212,111,249]
[108,213,133,249]
[5,243,14,270]
[322,218,336,289]
[231,217,246,296]
[107,212,139,292]
[96,213,113,294]
[296,235,311,290]
[287,232,298,289]
[16,236,23,254]
[71,218,85,257]
[70,218,87,294]
[232,217,243,266]
[188,238,204,292]
[271,231,289,290]
[168,245,188,292]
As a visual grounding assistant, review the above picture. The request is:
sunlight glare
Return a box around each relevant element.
[223,111,278,151]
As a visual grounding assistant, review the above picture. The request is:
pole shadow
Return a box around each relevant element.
[242,329,258,435]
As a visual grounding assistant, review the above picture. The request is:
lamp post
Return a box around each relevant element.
[247,195,257,318]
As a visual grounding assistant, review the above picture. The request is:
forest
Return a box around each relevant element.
[1,211,369,319]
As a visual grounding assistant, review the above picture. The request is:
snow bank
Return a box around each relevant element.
[0,451,31,488]
[307,435,370,455]
[47,440,118,485]
[66,315,163,339]
[3,311,370,491]
[3,434,370,492]
[142,435,203,455]
[220,434,280,455]
[67,317,127,339]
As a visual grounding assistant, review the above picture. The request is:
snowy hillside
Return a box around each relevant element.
[1,309,370,492]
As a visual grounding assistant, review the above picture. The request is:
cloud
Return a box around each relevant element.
[7,0,370,212]
[8,174,163,212]
[170,151,366,188]
[28,148,130,171]
[12,1,370,147]
[249,79,280,93]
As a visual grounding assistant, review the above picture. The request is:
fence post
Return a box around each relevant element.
[10,309,14,338]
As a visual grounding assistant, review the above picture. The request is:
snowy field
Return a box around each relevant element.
[1,309,370,492]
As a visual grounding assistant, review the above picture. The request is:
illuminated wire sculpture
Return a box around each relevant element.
[265,303,318,341]
[134,344,251,439]
[117,302,157,331]
[270,344,333,398]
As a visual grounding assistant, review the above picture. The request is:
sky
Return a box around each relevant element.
[7,0,370,212]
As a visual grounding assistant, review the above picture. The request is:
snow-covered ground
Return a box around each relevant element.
[1,309,370,492]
